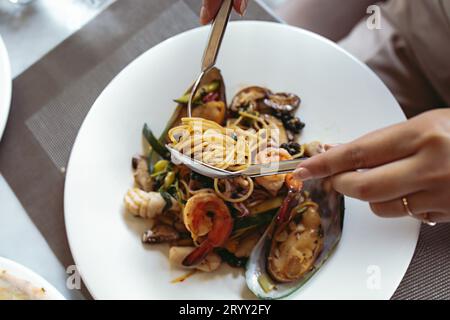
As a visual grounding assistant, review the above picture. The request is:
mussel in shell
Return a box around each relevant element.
[267,203,323,283]
[245,178,345,299]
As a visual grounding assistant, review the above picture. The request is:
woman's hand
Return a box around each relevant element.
[200,0,248,24]
[294,109,450,223]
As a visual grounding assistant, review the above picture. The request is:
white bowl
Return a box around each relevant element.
[65,21,420,300]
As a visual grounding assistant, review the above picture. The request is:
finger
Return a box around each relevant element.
[200,0,222,24]
[324,143,342,151]
[234,0,248,15]
[294,121,419,180]
[369,190,449,218]
[417,212,450,224]
[331,158,422,202]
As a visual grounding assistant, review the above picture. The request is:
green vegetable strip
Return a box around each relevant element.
[215,248,248,268]
[143,123,170,159]
[146,149,155,173]
[174,80,220,104]
[159,191,173,212]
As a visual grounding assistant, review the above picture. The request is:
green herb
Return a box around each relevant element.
[233,210,276,231]
[173,180,187,206]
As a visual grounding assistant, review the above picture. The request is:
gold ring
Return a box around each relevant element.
[401,197,414,217]
[402,197,437,226]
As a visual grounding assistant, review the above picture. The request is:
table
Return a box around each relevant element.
[0,0,115,300]
[0,0,449,300]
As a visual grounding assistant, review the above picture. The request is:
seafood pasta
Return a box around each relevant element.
[123,70,344,298]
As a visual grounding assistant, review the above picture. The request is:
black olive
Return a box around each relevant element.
[281,113,292,123]
[284,117,305,134]
[280,142,302,156]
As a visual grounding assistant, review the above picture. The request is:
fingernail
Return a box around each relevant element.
[293,167,312,181]
[240,0,248,15]
[200,6,209,24]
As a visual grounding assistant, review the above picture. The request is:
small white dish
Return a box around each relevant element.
[0,257,65,300]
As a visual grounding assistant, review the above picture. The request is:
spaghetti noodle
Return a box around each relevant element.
[168,116,288,172]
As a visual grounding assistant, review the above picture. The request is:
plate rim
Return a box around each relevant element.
[0,257,66,300]
[0,34,12,142]
[64,20,419,300]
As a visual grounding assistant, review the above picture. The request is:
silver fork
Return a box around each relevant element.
[166,145,305,179]
[187,0,233,117]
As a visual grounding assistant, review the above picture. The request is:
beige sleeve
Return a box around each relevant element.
[339,0,450,118]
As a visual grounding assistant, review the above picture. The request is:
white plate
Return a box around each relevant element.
[65,21,420,300]
[0,35,12,141]
[0,257,65,300]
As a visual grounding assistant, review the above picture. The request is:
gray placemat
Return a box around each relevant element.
[0,0,448,300]
[392,224,450,300]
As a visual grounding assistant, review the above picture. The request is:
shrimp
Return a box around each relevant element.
[285,173,303,192]
[124,188,179,219]
[255,148,293,196]
[182,193,233,266]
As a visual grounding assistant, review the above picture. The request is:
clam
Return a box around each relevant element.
[245,178,345,299]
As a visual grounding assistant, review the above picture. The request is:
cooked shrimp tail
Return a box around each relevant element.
[182,240,214,267]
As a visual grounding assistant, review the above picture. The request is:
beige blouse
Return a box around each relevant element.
[383,0,450,107]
